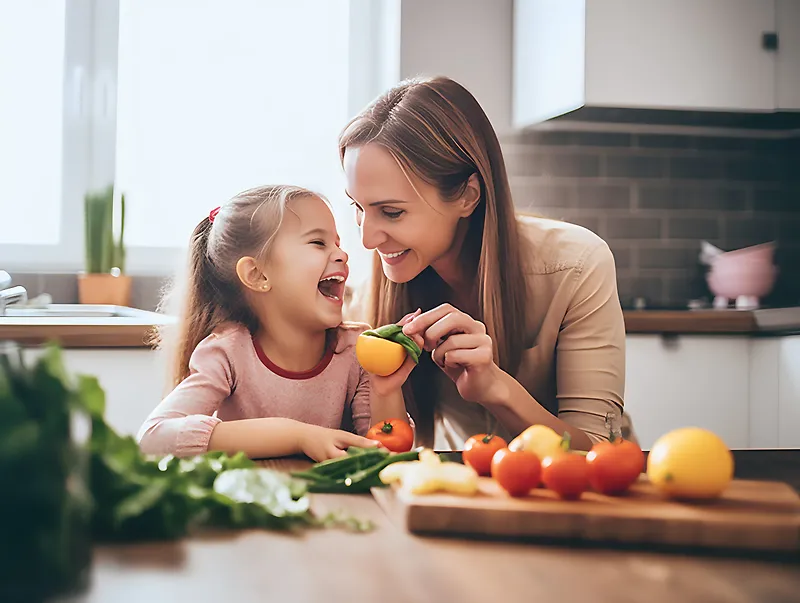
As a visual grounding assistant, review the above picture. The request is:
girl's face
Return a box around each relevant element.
[248,195,349,331]
[343,143,477,285]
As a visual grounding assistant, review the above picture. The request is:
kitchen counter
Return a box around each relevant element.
[2,306,798,348]
[623,307,800,335]
[70,455,800,603]
[0,305,175,348]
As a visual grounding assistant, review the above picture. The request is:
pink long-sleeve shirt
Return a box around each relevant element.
[137,323,372,457]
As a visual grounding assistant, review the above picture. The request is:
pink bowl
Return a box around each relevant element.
[713,242,776,270]
[707,264,778,298]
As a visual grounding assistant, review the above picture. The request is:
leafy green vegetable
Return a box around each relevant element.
[85,386,318,541]
[292,446,420,493]
[0,343,94,601]
[362,324,422,363]
[2,342,379,600]
[3,343,378,544]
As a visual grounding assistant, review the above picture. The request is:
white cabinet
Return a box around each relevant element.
[748,339,781,448]
[748,335,800,448]
[627,333,800,451]
[777,336,800,447]
[22,347,166,438]
[624,335,751,450]
[513,0,800,127]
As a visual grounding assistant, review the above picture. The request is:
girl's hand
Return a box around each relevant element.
[298,424,380,462]
[402,303,504,404]
[367,310,424,397]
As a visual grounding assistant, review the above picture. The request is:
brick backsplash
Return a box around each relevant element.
[505,131,800,308]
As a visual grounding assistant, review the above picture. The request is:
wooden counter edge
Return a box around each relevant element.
[622,310,759,334]
[0,310,790,348]
[0,323,158,348]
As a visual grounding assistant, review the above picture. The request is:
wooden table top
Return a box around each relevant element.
[71,458,800,603]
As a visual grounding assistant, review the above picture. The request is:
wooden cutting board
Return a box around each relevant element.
[372,476,800,553]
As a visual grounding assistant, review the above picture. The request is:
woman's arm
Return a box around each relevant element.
[481,369,594,451]
[484,241,625,450]
[403,241,624,451]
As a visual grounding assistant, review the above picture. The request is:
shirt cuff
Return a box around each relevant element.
[175,414,222,457]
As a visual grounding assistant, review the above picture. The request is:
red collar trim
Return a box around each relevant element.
[252,336,334,380]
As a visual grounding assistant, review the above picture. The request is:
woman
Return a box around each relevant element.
[339,76,632,451]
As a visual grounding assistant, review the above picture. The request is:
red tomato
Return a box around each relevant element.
[541,453,590,500]
[585,438,644,495]
[366,419,414,453]
[490,448,541,497]
[463,433,508,476]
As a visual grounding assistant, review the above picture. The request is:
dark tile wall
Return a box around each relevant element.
[504,131,800,308]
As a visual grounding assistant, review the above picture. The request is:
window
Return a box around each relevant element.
[0,0,65,246]
[1,0,397,286]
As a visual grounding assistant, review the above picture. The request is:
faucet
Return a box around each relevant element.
[0,271,28,316]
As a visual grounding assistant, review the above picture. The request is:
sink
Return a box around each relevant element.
[5,307,118,318]
[1,304,175,324]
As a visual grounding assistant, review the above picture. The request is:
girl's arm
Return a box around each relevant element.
[208,417,378,461]
[137,334,233,456]
[363,375,408,427]
[138,334,377,460]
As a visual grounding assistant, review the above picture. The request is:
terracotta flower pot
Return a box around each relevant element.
[77,273,132,306]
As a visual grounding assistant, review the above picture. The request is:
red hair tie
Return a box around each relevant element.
[209,206,221,223]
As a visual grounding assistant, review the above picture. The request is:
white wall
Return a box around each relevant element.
[399,0,514,134]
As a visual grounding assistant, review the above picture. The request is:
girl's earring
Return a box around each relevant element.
[261,282,271,291]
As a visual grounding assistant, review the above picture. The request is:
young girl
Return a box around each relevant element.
[137,185,410,461]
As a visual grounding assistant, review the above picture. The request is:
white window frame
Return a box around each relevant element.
[2,0,399,277]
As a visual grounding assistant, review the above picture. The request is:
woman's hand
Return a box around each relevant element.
[367,310,424,397]
[298,424,380,462]
[402,304,504,404]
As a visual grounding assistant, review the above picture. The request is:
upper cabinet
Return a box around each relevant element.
[513,0,800,128]
[777,0,800,109]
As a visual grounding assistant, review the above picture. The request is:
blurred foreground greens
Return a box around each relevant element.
[0,343,349,601]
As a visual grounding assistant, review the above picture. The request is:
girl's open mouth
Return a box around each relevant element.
[317,275,346,302]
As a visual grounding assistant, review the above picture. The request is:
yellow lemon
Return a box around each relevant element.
[647,427,734,499]
[355,334,407,376]
[508,424,565,459]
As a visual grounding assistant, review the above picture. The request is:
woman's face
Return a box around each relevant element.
[343,143,474,284]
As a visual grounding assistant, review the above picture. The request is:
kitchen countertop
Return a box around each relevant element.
[0,305,175,348]
[623,307,800,335]
[1,306,798,348]
[70,454,800,603]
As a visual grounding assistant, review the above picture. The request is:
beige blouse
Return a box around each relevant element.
[349,215,635,451]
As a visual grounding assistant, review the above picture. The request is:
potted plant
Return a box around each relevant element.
[79,184,131,306]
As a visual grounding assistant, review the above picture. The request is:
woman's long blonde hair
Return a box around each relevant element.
[338,77,529,445]
[151,185,323,389]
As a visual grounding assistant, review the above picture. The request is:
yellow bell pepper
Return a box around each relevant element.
[508,424,568,459]
[379,449,479,496]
